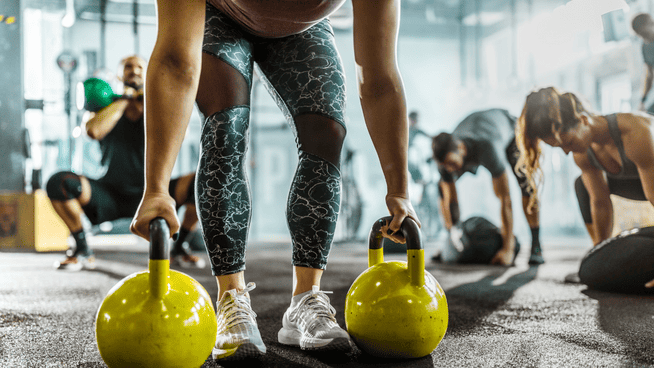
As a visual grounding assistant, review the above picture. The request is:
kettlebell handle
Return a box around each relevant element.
[368,216,425,286]
[149,217,170,260]
[369,216,422,251]
[148,218,170,299]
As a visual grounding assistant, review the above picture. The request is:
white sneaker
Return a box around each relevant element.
[213,282,266,361]
[55,253,96,272]
[278,286,354,352]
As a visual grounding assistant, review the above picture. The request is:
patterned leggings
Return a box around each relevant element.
[198,3,346,276]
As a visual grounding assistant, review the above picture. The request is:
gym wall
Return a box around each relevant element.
[0,0,26,191]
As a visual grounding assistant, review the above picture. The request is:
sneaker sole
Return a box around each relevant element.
[278,327,353,352]
[528,255,545,265]
[56,264,83,272]
[213,342,266,361]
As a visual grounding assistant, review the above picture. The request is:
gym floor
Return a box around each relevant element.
[1,235,653,367]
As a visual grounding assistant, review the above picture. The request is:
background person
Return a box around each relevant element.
[47,55,203,271]
[632,13,654,114]
[516,86,654,288]
[432,108,544,266]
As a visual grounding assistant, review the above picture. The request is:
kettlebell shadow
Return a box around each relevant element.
[441,265,540,334]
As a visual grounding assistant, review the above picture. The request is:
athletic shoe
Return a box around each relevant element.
[278,286,354,352]
[528,245,545,265]
[564,272,581,284]
[55,253,96,272]
[213,282,266,361]
[170,253,206,269]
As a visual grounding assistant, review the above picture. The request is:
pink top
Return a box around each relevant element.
[207,0,347,38]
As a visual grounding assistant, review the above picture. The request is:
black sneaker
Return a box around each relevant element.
[528,245,545,265]
[564,272,581,284]
[170,243,206,269]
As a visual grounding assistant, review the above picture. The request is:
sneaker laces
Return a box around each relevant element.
[289,286,337,326]
[217,282,258,331]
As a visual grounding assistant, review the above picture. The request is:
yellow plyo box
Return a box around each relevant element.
[0,190,69,252]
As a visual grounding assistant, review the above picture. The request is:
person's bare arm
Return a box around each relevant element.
[622,114,654,205]
[490,171,515,265]
[574,153,612,245]
[351,0,419,235]
[641,64,654,110]
[618,114,654,288]
[130,0,206,240]
[438,180,458,230]
[85,99,130,140]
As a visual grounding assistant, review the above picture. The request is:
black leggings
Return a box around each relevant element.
[574,175,647,224]
[198,4,346,276]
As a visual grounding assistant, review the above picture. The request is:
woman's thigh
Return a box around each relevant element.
[197,3,254,116]
[254,19,347,132]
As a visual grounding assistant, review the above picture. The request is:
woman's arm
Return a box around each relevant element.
[641,64,654,110]
[130,0,206,239]
[574,153,613,245]
[618,115,654,288]
[351,0,419,235]
[622,114,654,205]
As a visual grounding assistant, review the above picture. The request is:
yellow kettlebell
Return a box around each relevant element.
[95,218,217,368]
[345,216,448,359]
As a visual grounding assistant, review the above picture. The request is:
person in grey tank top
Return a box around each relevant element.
[517,87,654,289]
[431,108,544,266]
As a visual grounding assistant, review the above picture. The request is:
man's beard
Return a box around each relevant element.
[124,80,143,91]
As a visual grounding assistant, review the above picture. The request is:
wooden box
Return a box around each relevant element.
[0,190,70,252]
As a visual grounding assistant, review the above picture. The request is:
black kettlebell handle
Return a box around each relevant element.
[149,217,170,261]
[369,216,422,250]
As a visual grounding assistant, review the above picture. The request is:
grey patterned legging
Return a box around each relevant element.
[198,3,346,276]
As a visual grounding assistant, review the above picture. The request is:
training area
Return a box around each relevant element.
[2,232,653,367]
[2,0,654,366]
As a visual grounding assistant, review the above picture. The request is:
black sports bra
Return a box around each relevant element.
[586,114,640,180]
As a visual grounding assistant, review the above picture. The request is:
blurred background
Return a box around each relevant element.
[0,0,649,246]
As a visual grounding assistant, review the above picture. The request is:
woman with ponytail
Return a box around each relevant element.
[516,87,654,288]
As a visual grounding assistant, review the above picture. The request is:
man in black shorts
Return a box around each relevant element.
[432,108,544,266]
[632,13,654,114]
[47,55,204,271]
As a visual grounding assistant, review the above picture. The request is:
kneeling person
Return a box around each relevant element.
[46,55,203,271]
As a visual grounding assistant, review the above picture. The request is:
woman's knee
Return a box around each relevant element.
[294,114,346,167]
[196,53,250,117]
